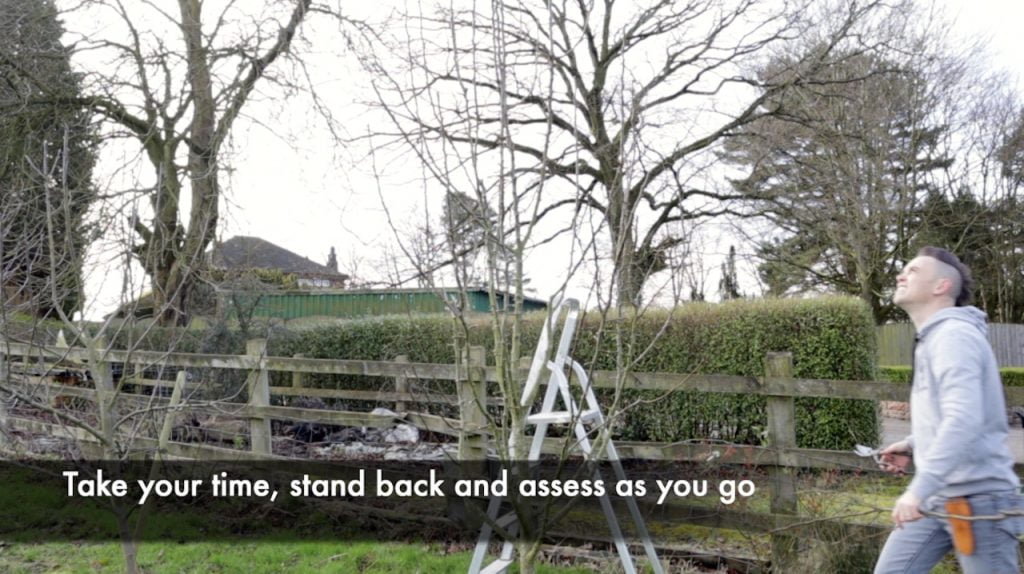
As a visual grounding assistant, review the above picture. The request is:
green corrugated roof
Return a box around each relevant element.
[219,287,547,319]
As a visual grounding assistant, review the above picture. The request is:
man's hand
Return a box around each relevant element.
[892,491,923,527]
[878,440,912,475]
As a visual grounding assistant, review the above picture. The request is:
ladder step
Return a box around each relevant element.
[526,408,601,425]
[495,511,517,529]
[479,558,514,574]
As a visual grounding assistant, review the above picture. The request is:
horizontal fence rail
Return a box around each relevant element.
[9,340,1024,405]
[6,339,1024,470]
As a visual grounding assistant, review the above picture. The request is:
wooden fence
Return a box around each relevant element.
[4,339,1024,570]
[878,322,1024,366]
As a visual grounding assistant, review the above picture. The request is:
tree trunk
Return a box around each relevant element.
[118,531,139,574]
[607,178,645,308]
[148,0,221,326]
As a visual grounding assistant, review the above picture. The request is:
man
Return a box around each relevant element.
[875,246,1023,573]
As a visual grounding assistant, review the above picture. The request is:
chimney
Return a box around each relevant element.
[327,246,338,272]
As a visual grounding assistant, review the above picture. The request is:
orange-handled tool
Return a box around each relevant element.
[946,497,975,555]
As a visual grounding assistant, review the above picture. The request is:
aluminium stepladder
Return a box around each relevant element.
[467,298,663,574]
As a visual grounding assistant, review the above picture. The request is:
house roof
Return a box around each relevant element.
[209,236,345,277]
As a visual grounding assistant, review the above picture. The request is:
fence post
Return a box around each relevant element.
[394,355,409,413]
[246,339,272,456]
[450,345,487,528]
[458,346,488,461]
[518,355,531,380]
[90,335,118,456]
[156,371,188,461]
[291,354,305,389]
[133,362,145,393]
[765,352,798,572]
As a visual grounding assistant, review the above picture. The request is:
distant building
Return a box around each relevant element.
[209,236,348,289]
[235,287,548,320]
[108,236,348,319]
[112,237,548,321]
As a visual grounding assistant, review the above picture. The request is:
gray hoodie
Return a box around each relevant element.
[905,306,1020,502]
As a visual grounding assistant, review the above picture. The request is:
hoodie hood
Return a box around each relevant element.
[918,305,988,338]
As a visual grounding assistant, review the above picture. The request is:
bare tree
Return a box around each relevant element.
[920,84,1024,322]
[356,0,896,307]
[992,108,1024,321]
[0,6,298,561]
[0,0,332,325]
[352,1,604,569]
[347,1,895,570]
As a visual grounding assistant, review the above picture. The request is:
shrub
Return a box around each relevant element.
[590,297,878,450]
[879,366,1024,387]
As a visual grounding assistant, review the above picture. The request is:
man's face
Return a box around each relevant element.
[893,256,940,309]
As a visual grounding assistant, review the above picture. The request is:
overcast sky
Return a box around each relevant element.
[76,0,1024,320]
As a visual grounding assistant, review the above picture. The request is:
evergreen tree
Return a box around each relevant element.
[915,190,1024,322]
[718,245,742,300]
[998,108,1024,190]
[722,51,952,323]
[0,0,96,318]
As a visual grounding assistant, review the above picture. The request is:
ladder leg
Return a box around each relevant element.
[576,363,664,574]
[570,420,638,574]
[605,441,665,574]
[598,489,639,574]
[581,458,638,574]
[499,524,517,560]
[469,494,505,573]
[527,370,562,460]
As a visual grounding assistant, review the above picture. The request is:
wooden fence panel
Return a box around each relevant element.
[878,323,1024,366]
[10,337,1024,572]
[991,324,1024,367]
[877,323,915,365]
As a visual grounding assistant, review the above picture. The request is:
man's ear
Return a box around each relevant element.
[933,277,953,298]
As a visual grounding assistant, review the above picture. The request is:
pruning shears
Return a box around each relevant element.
[855,443,914,475]
[854,444,883,464]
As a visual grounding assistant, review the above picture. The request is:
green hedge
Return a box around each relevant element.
[106,323,251,355]
[2,315,67,346]
[267,316,466,414]
[590,297,879,450]
[879,365,1024,387]
[263,296,879,450]
[103,296,880,450]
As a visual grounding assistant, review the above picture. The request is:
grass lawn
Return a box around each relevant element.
[0,460,976,573]
[0,541,603,574]
[549,468,970,574]
[0,463,605,574]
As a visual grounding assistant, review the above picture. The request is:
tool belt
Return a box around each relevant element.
[946,497,975,555]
